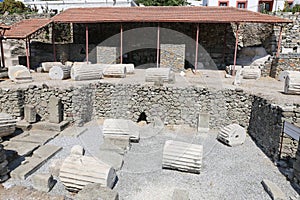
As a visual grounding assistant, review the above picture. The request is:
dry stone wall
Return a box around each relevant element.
[0,82,298,160]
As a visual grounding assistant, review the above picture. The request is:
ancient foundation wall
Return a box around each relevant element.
[0,83,299,160]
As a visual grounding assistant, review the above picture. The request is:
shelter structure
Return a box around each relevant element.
[1,7,291,72]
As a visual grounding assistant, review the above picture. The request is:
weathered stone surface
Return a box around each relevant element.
[49,159,63,177]
[160,44,185,72]
[96,46,118,64]
[71,63,104,81]
[172,189,189,200]
[41,62,63,72]
[261,179,286,200]
[145,68,175,83]
[10,130,59,145]
[233,69,242,85]
[8,65,32,83]
[31,121,69,132]
[99,141,127,156]
[48,96,63,124]
[24,104,36,123]
[278,70,290,82]
[162,140,203,174]
[49,65,71,80]
[59,126,87,137]
[0,112,16,137]
[103,119,140,142]
[103,65,126,78]
[197,113,209,133]
[284,71,300,95]
[11,145,62,180]
[3,141,40,157]
[217,124,246,147]
[242,68,261,79]
[59,155,117,192]
[32,173,56,192]
[76,184,119,200]
[103,135,131,150]
[70,145,85,156]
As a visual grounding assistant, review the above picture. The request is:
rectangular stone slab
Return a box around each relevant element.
[32,121,69,132]
[4,141,40,157]
[261,179,286,200]
[10,145,62,180]
[10,130,59,145]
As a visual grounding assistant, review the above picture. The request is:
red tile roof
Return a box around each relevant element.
[5,18,52,39]
[52,6,291,24]
[0,23,10,30]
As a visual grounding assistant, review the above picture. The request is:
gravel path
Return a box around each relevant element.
[3,120,299,200]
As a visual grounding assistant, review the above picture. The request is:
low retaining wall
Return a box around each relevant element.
[0,82,299,160]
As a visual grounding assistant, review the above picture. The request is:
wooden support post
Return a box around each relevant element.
[85,24,89,63]
[222,24,227,64]
[52,24,56,62]
[156,23,160,68]
[233,23,240,76]
[120,23,123,64]
[25,38,30,69]
[194,23,199,71]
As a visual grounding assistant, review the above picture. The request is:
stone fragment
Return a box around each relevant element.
[261,179,286,200]
[278,70,290,82]
[24,104,36,123]
[0,112,17,137]
[71,63,104,81]
[233,69,242,85]
[103,119,140,142]
[103,135,131,150]
[172,189,189,200]
[8,65,32,83]
[10,145,62,180]
[103,64,126,78]
[197,113,209,132]
[70,145,85,156]
[31,121,69,132]
[32,173,56,192]
[99,141,127,155]
[217,124,246,147]
[48,96,63,124]
[162,140,203,174]
[49,65,71,80]
[284,71,300,95]
[49,159,63,177]
[145,68,175,83]
[59,155,117,192]
[242,68,261,79]
[76,184,119,200]
[16,120,32,131]
[41,62,63,72]
[10,130,59,145]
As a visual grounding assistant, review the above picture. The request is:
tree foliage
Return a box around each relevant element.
[136,0,189,6]
[0,0,30,14]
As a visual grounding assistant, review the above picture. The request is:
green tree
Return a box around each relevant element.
[136,0,189,6]
[0,0,29,14]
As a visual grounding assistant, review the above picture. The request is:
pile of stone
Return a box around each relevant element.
[8,65,32,83]
[217,124,246,147]
[0,144,9,182]
[162,140,203,174]
[145,68,175,83]
[0,112,17,137]
[284,71,300,95]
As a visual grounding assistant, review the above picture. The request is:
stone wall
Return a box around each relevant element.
[248,96,300,160]
[270,55,300,78]
[160,44,185,71]
[0,82,299,160]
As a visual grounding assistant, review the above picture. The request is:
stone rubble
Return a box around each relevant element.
[32,173,56,192]
[217,124,246,147]
[162,140,203,174]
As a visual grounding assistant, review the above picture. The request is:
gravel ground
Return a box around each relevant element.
[2,120,300,200]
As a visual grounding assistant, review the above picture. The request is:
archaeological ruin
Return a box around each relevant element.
[0,6,299,200]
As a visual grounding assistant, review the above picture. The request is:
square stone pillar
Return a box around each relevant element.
[48,96,63,124]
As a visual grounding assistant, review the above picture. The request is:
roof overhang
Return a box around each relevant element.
[4,18,52,39]
[52,6,291,24]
